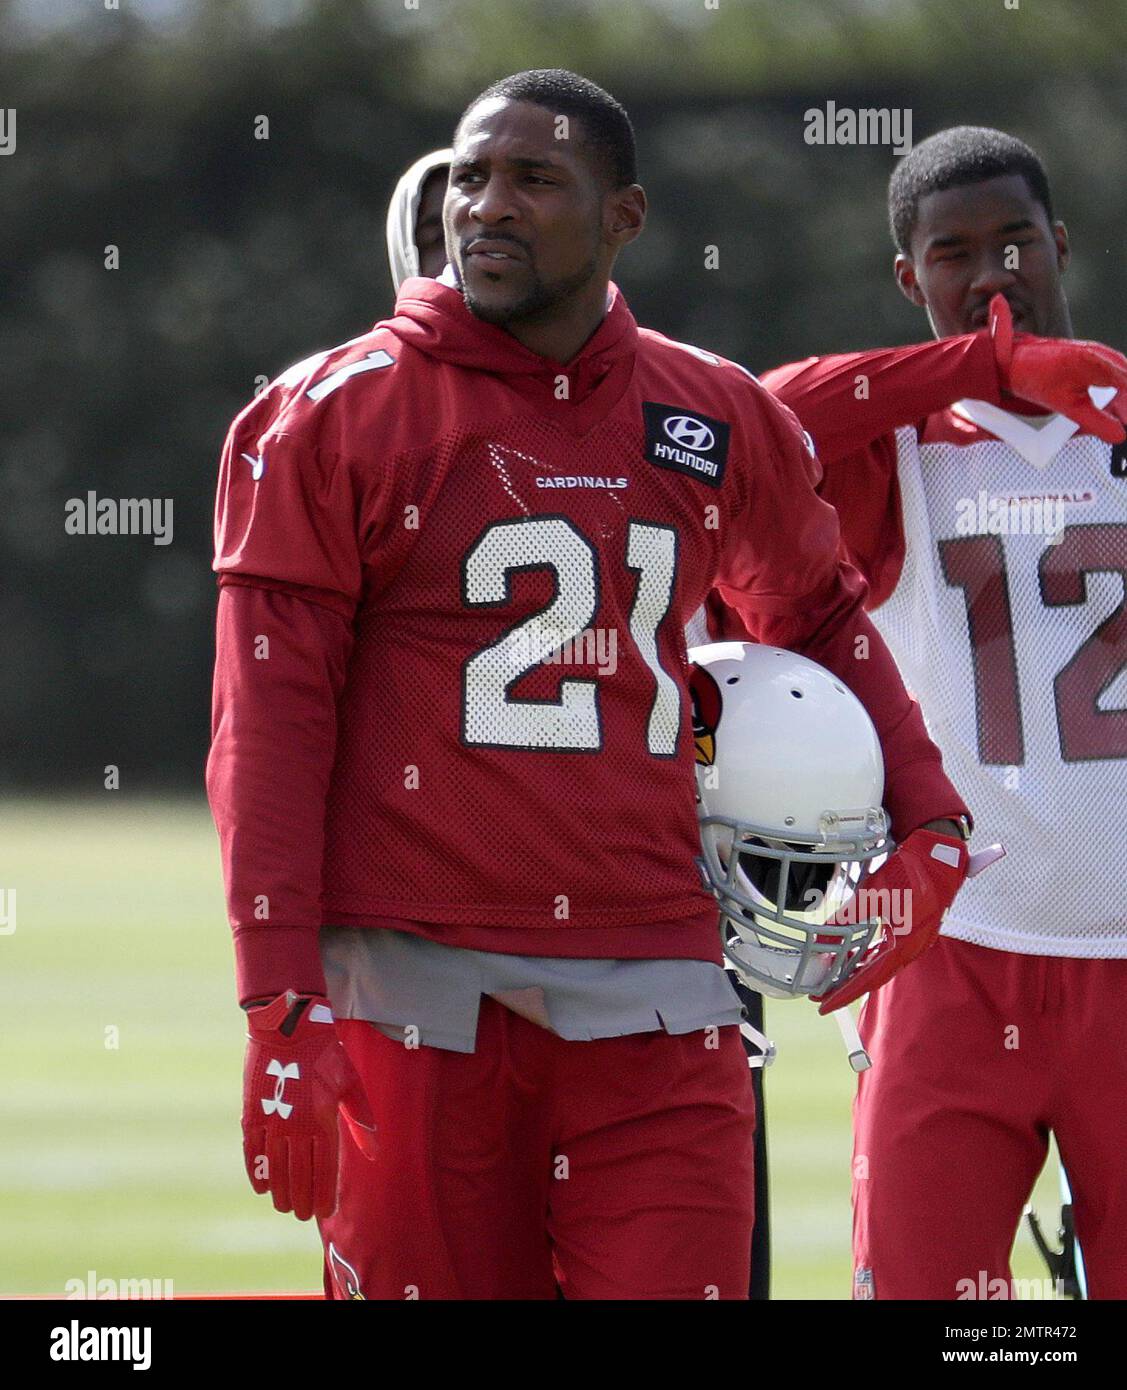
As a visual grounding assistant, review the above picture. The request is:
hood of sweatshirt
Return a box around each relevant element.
[385,147,453,294]
[381,274,639,435]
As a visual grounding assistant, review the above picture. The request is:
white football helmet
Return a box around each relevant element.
[688,641,891,1000]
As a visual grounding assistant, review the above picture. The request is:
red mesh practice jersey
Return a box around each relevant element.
[208,279,965,1000]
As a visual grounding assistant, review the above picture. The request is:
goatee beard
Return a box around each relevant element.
[463,257,600,331]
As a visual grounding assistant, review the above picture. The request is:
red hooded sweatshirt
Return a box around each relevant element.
[207,277,967,1003]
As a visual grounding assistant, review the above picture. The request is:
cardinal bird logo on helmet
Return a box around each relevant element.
[689,664,722,767]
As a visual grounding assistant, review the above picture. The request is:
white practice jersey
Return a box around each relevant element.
[874,391,1126,956]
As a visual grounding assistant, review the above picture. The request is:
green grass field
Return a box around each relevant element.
[1,798,1066,1299]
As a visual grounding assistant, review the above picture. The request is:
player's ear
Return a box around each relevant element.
[1052,221,1070,275]
[606,183,646,249]
[894,253,927,308]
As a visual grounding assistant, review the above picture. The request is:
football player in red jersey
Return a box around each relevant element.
[756,127,1127,1300]
[385,140,781,1301]
[207,71,971,1300]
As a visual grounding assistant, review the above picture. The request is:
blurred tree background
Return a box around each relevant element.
[2,0,1125,789]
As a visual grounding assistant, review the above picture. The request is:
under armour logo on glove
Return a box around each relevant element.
[241,989,377,1221]
[262,1059,300,1118]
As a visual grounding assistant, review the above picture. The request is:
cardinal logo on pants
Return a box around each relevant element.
[328,1243,366,1300]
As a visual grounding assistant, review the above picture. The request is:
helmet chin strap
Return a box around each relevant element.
[833,1006,872,1072]
[739,1018,776,1069]
[736,996,870,1073]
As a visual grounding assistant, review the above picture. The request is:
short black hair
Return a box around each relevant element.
[456,68,637,188]
[889,125,1054,254]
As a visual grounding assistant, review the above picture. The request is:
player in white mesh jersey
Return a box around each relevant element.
[760,127,1127,1299]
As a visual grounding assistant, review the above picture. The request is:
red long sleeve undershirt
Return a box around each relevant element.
[207,580,353,1002]
[760,327,1002,465]
[760,330,1004,608]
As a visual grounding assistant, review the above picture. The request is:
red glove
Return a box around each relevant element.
[990,292,1127,444]
[814,829,969,1015]
[242,990,377,1220]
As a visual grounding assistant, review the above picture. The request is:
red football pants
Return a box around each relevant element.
[853,936,1127,1299]
[318,996,756,1299]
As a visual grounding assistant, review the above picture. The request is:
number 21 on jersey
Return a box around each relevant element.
[461,516,680,756]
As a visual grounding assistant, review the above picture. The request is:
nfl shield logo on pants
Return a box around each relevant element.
[853,1266,875,1300]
